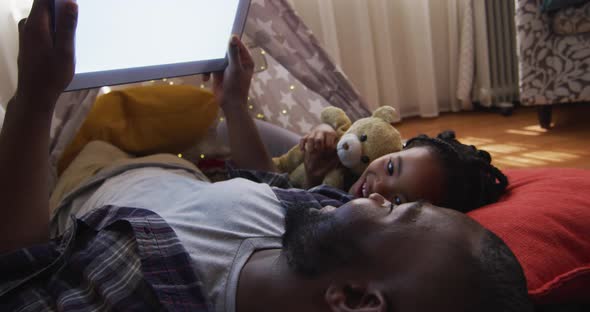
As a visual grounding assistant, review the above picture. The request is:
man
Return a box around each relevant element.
[0,1,533,311]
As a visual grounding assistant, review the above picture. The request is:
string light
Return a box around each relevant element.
[219,117,225,122]
[178,153,183,158]
[289,85,295,90]
[261,50,266,55]
[200,154,206,159]
[169,81,175,85]
[101,86,112,94]
[249,105,254,110]
[260,66,266,70]
[200,84,206,88]
[256,114,265,119]
[163,78,168,82]
[282,109,288,114]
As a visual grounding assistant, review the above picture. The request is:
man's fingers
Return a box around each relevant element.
[28,0,49,21]
[212,72,224,85]
[55,1,78,61]
[18,18,27,32]
[18,19,27,44]
[27,0,52,35]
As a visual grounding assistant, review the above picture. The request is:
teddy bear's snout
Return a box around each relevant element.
[337,134,362,169]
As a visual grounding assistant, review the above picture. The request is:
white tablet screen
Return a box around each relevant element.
[75,0,240,74]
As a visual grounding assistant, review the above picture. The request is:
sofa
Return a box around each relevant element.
[516,0,590,128]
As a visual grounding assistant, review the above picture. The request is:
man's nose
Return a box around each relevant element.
[368,193,387,206]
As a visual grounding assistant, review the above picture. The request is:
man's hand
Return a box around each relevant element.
[0,0,78,253]
[16,0,78,109]
[203,36,254,110]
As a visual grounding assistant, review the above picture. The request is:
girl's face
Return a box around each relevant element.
[349,146,447,206]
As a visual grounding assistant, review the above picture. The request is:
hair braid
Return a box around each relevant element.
[405,131,508,213]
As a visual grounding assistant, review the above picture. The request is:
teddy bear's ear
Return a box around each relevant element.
[372,106,400,124]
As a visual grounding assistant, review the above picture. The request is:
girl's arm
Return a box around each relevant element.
[205,36,276,172]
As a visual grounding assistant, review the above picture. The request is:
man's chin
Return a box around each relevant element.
[282,205,363,278]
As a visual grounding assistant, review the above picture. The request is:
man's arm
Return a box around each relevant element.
[0,0,78,253]
[205,36,276,172]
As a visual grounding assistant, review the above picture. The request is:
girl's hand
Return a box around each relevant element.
[304,144,340,188]
[16,0,78,110]
[203,36,254,111]
[299,123,339,153]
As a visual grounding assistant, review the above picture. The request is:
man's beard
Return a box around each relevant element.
[282,205,364,278]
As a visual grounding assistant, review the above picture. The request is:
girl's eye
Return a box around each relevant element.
[387,159,394,176]
[394,196,403,206]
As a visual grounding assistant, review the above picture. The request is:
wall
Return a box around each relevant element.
[0,0,33,107]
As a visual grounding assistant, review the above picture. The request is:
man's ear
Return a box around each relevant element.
[325,282,387,312]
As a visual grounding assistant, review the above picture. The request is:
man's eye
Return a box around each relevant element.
[387,159,394,176]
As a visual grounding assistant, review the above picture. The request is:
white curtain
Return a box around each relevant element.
[0,103,5,130]
[0,0,33,107]
[289,0,475,119]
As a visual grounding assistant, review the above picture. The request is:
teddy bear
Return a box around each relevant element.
[272,106,403,190]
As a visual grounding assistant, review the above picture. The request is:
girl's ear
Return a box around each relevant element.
[325,282,387,312]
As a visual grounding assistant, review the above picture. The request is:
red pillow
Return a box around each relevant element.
[468,168,590,304]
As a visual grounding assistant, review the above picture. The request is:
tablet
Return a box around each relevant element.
[54,0,251,91]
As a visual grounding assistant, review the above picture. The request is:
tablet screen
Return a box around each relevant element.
[75,0,240,74]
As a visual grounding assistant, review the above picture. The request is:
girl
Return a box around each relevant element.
[301,126,508,213]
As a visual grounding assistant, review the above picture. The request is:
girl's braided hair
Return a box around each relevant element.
[405,131,508,213]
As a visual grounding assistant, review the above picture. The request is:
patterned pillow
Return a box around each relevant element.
[468,169,590,304]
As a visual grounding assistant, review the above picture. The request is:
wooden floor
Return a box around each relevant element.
[395,104,590,169]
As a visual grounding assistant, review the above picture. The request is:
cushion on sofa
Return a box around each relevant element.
[552,2,590,35]
[468,168,590,304]
[542,0,590,12]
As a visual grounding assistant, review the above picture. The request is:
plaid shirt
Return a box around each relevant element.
[226,166,355,210]
[0,168,354,311]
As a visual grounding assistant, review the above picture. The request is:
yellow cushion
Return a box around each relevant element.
[58,85,218,175]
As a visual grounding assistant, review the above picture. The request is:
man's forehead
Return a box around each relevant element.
[369,203,484,268]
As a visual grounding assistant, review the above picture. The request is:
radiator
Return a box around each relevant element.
[474,0,519,108]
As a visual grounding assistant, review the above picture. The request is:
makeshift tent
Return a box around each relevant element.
[48,0,371,189]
